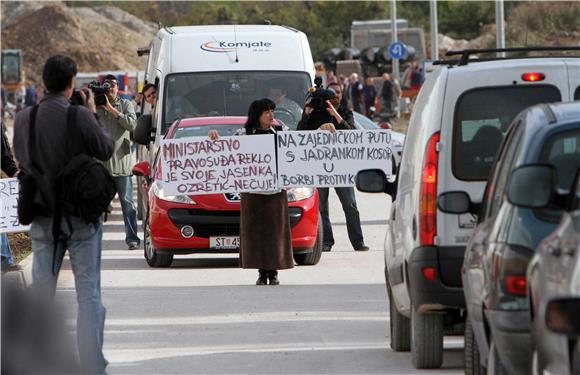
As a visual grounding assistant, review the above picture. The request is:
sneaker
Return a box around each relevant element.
[322,244,332,252]
[354,244,370,252]
[128,242,139,250]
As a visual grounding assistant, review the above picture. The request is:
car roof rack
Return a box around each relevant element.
[433,46,580,66]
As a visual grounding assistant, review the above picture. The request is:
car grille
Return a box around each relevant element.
[167,207,303,238]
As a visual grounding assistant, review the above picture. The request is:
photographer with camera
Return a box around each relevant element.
[297,79,369,253]
[96,74,140,250]
[13,55,114,374]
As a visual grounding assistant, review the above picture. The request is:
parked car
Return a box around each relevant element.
[438,101,580,374]
[132,116,322,268]
[356,47,580,369]
[526,164,580,374]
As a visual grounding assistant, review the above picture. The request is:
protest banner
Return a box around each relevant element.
[1,178,30,233]
[277,129,393,188]
[160,135,278,195]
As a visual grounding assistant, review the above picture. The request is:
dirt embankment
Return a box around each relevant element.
[1,2,157,85]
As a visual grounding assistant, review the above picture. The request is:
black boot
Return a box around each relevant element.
[268,270,280,285]
[256,270,268,285]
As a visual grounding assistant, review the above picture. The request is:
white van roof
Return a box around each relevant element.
[158,25,314,74]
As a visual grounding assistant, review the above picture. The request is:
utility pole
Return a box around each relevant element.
[391,0,399,81]
[430,0,439,61]
[495,0,506,57]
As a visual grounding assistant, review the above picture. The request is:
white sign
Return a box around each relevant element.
[277,130,393,188]
[1,178,30,233]
[160,135,278,195]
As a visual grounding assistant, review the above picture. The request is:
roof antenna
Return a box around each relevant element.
[233,24,239,63]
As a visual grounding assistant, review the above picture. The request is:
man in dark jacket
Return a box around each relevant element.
[13,55,114,374]
[297,83,369,253]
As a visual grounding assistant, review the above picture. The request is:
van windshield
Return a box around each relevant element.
[453,85,561,181]
[163,71,311,134]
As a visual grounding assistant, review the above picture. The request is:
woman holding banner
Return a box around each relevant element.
[209,98,293,285]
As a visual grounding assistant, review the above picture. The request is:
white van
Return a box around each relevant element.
[133,24,315,217]
[357,47,580,369]
[136,25,314,148]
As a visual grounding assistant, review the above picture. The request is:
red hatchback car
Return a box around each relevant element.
[132,117,322,268]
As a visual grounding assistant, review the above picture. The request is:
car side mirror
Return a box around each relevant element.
[438,191,471,214]
[133,114,153,145]
[545,298,580,335]
[132,161,151,181]
[507,164,556,208]
[356,168,397,198]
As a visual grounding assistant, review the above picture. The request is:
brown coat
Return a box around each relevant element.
[239,191,294,270]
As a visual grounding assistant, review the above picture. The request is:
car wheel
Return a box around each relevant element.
[293,215,322,266]
[136,176,143,221]
[411,306,443,369]
[387,282,410,351]
[143,214,173,268]
[464,318,484,375]
[487,338,508,375]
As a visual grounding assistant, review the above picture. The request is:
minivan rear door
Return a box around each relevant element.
[437,59,567,248]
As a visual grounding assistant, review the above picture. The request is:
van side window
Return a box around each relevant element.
[453,85,561,181]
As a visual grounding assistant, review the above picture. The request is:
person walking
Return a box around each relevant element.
[362,77,377,119]
[380,73,395,115]
[12,55,114,374]
[97,74,140,250]
[209,99,294,285]
[349,73,363,113]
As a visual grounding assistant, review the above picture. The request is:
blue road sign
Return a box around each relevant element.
[389,42,407,60]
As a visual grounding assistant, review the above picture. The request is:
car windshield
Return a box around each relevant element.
[172,124,242,139]
[453,85,561,181]
[163,71,310,134]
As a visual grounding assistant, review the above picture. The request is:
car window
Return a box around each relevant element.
[540,128,580,192]
[485,121,524,218]
[453,85,561,181]
[172,125,242,139]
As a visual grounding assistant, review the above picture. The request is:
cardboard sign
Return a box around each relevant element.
[160,135,278,195]
[277,130,393,188]
[0,178,30,233]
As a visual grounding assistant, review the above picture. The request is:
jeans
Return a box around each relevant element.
[318,187,365,249]
[30,215,107,374]
[114,175,140,245]
[1,233,14,266]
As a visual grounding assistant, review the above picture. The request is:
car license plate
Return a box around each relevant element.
[210,236,240,249]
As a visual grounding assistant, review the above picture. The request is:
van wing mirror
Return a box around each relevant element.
[134,114,153,145]
[545,298,580,335]
[507,164,555,209]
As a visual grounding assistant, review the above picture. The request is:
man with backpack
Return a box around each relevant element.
[97,74,140,250]
[13,55,114,374]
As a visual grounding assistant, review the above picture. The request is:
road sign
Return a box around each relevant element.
[389,42,407,60]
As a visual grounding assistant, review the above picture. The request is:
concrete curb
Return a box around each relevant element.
[2,253,33,289]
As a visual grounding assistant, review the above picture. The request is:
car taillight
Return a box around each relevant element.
[504,275,527,296]
[521,72,545,82]
[419,132,440,246]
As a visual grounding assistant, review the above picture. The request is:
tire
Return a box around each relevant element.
[464,319,484,375]
[143,214,173,268]
[487,338,508,375]
[411,306,444,369]
[136,176,143,221]
[293,215,323,266]
[388,285,410,351]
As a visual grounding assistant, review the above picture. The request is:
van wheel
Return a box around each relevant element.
[293,216,322,266]
[464,318,484,375]
[387,284,410,351]
[411,306,443,369]
[487,338,508,375]
[144,215,173,268]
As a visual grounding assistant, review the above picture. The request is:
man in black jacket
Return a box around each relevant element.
[297,82,369,252]
[13,55,114,374]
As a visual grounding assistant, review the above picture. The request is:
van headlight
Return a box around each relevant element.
[287,187,314,202]
[152,181,196,204]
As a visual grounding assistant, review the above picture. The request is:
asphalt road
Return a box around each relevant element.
[54,186,464,374]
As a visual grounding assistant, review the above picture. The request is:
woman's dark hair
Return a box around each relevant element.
[244,98,276,134]
[42,55,77,93]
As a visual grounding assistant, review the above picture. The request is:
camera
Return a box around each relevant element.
[304,76,335,127]
[88,80,110,106]
[70,89,84,106]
